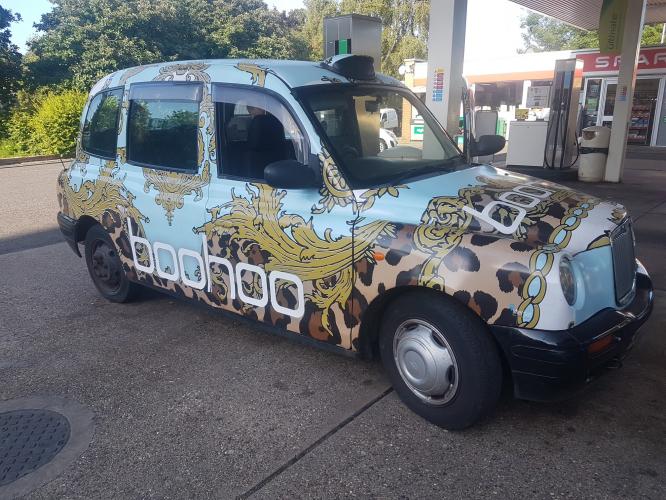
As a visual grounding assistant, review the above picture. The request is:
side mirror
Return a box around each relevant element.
[264,160,318,189]
[471,134,506,157]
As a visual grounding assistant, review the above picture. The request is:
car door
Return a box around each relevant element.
[73,86,125,212]
[201,82,358,348]
[118,81,212,294]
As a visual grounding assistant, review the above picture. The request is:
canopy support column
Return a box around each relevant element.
[604,0,647,182]
[425,0,468,134]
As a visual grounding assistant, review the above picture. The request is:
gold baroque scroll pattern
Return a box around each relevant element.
[62,161,145,224]
[143,161,211,225]
[118,64,158,86]
[198,85,216,166]
[153,62,211,83]
[143,64,214,224]
[515,197,601,329]
[412,185,482,289]
[118,88,129,137]
[60,161,149,262]
[410,178,582,293]
[195,184,396,336]
[311,147,407,215]
[312,148,355,214]
[235,63,269,87]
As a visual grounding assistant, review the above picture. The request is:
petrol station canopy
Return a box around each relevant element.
[509,0,666,29]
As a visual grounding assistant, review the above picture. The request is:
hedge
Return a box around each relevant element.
[2,89,87,158]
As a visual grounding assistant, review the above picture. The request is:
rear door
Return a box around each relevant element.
[119,81,212,293]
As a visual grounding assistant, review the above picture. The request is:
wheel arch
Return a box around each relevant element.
[75,215,100,247]
[355,285,513,390]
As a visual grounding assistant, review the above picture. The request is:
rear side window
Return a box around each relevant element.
[81,88,123,159]
[127,83,201,171]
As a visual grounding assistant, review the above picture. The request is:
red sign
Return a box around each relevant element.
[578,47,666,73]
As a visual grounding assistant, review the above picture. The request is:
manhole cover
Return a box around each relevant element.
[0,409,71,487]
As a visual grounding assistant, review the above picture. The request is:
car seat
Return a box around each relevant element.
[244,114,291,179]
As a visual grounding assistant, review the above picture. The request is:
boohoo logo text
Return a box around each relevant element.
[463,181,554,234]
[128,219,305,318]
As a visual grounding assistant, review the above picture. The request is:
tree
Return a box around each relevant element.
[0,6,23,137]
[299,0,340,60]
[641,23,666,46]
[520,12,665,53]
[298,0,430,77]
[340,0,429,76]
[25,0,309,90]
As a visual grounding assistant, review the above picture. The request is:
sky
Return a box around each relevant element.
[4,0,528,60]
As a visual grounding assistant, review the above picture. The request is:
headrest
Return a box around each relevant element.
[248,114,285,151]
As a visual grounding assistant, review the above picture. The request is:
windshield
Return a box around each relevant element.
[299,85,463,187]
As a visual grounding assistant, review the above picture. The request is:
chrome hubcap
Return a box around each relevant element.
[91,240,121,294]
[393,319,458,406]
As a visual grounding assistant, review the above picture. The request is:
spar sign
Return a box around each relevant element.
[578,48,666,74]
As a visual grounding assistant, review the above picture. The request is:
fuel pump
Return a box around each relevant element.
[544,58,584,169]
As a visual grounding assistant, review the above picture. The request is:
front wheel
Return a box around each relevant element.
[379,291,502,430]
[84,224,140,303]
[379,139,388,152]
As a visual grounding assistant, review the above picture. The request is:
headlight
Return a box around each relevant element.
[559,257,577,306]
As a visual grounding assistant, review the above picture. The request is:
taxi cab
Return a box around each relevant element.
[57,55,653,429]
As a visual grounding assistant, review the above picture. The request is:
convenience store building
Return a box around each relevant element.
[403,46,666,148]
[579,47,666,147]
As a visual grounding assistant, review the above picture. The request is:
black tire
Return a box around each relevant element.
[379,139,387,152]
[379,291,502,430]
[84,224,140,303]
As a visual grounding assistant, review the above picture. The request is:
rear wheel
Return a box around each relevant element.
[379,291,502,430]
[84,224,139,303]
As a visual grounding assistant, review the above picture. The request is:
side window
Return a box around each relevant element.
[127,83,201,171]
[81,88,123,159]
[212,85,306,180]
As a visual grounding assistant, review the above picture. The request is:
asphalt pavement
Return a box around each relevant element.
[0,159,664,499]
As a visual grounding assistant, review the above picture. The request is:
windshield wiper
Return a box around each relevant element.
[389,156,465,185]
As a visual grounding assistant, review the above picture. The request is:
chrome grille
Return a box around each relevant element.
[610,220,636,304]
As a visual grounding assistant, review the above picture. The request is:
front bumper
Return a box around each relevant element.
[491,265,654,401]
[57,212,81,257]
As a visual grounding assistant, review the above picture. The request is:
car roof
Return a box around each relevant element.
[89,58,405,97]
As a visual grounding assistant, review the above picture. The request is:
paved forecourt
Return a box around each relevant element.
[0,158,664,498]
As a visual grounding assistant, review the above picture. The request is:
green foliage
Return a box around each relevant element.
[300,0,340,60]
[520,13,598,52]
[520,13,665,52]
[298,0,430,76]
[4,90,45,157]
[90,94,121,133]
[25,0,311,90]
[0,138,13,157]
[31,90,87,155]
[0,6,23,137]
[4,0,436,156]
[641,23,665,46]
[2,89,86,157]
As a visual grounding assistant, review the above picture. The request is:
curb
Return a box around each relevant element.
[0,156,72,168]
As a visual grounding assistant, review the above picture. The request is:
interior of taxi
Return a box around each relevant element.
[216,102,297,180]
